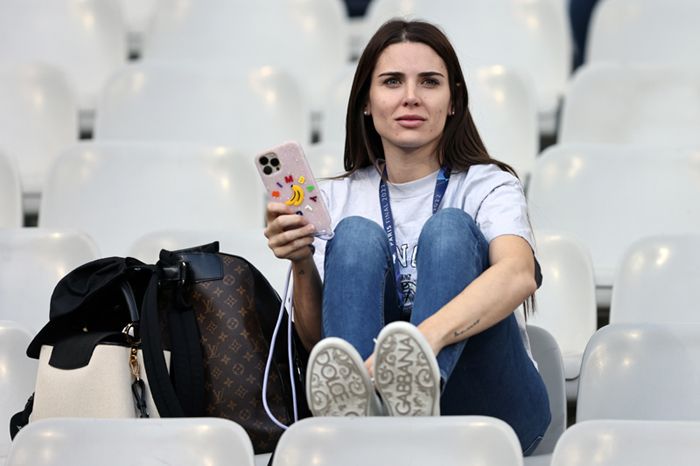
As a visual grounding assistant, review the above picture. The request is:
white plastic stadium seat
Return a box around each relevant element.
[129,229,289,297]
[559,63,700,146]
[0,229,100,333]
[528,143,700,305]
[468,65,538,179]
[0,321,38,465]
[119,0,159,55]
[610,235,700,324]
[0,64,79,211]
[142,0,350,112]
[0,151,23,228]
[321,64,538,178]
[305,142,346,179]
[0,0,128,112]
[272,416,524,466]
[94,63,309,152]
[6,417,255,466]
[39,142,265,257]
[529,233,597,401]
[365,0,572,134]
[587,0,700,65]
[526,325,566,456]
[551,419,700,466]
[576,323,700,422]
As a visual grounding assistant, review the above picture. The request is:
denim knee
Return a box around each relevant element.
[326,216,390,267]
[417,208,489,263]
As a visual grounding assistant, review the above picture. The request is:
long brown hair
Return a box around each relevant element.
[343,19,517,178]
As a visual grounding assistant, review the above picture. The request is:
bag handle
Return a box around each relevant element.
[140,273,188,417]
[141,255,208,418]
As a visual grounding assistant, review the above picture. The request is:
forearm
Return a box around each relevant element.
[290,255,323,351]
[418,259,536,355]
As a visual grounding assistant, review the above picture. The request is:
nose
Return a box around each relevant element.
[402,82,420,107]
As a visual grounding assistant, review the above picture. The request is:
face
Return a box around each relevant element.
[366,41,452,159]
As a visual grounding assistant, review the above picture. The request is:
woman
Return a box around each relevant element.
[264,19,550,455]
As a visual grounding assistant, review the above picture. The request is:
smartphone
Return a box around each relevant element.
[255,141,333,239]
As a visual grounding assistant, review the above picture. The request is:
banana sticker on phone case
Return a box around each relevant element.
[283,175,317,207]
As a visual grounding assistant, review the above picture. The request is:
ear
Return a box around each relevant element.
[363,103,371,116]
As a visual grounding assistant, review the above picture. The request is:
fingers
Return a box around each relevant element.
[270,232,315,262]
[265,202,308,231]
[265,202,316,261]
[266,202,292,224]
[365,353,375,378]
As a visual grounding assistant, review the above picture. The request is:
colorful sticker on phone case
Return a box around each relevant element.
[285,184,305,206]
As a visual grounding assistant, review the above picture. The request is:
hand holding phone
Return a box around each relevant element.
[255,141,333,240]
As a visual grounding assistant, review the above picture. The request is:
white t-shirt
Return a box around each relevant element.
[308,163,536,357]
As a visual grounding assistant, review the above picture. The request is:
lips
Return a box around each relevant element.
[396,115,426,121]
[396,115,426,128]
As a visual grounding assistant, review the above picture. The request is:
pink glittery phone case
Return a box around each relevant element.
[255,141,333,239]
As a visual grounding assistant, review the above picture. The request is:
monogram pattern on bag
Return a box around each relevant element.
[191,255,290,452]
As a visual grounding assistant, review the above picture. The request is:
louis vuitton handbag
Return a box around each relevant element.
[146,242,310,453]
[11,242,309,454]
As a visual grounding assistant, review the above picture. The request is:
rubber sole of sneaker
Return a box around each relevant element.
[306,337,375,417]
[373,322,441,416]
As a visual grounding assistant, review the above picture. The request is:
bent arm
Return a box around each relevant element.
[290,256,323,351]
[417,234,537,355]
[264,202,322,351]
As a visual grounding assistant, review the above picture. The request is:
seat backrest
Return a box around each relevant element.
[551,419,700,466]
[141,0,349,111]
[529,233,597,371]
[128,228,288,296]
[365,0,571,117]
[526,325,567,455]
[305,142,346,179]
[610,235,700,324]
[6,417,254,466]
[0,0,128,109]
[39,142,264,257]
[576,323,700,422]
[0,151,22,228]
[118,0,158,57]
[320,63,538,177]
[528,143,700,289]
[0,229,100,333]
[0,64,78,197]
[0,321,37,465]
[587,0,700,65]
[559,63,700,145]
[272,416,524,466]
[119,0,158,36]
[93,63,310,152]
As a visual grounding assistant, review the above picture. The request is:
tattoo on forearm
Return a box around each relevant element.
[454,319,480,338]
[298,269,306,276]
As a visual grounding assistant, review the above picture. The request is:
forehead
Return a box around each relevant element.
[373,41,447,75]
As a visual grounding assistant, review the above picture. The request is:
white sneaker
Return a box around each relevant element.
[306,337,382,417]
[373,322,441,416]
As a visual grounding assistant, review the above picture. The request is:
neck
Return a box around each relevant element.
[383,146,441,183]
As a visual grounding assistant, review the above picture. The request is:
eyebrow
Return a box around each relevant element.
[377,71,446,78]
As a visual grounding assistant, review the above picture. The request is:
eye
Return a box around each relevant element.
[383,77,401,87]
[422,78,440,88]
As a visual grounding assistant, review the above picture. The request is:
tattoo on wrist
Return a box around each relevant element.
[454,319,480,337]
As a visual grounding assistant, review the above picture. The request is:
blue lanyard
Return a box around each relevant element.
[379,166,451,308]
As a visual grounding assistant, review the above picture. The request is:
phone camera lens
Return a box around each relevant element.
[270,157,280,167]
[263,166,272,175]
[259,156,269,165]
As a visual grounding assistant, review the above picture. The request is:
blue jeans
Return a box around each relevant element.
[321,209,551,455]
